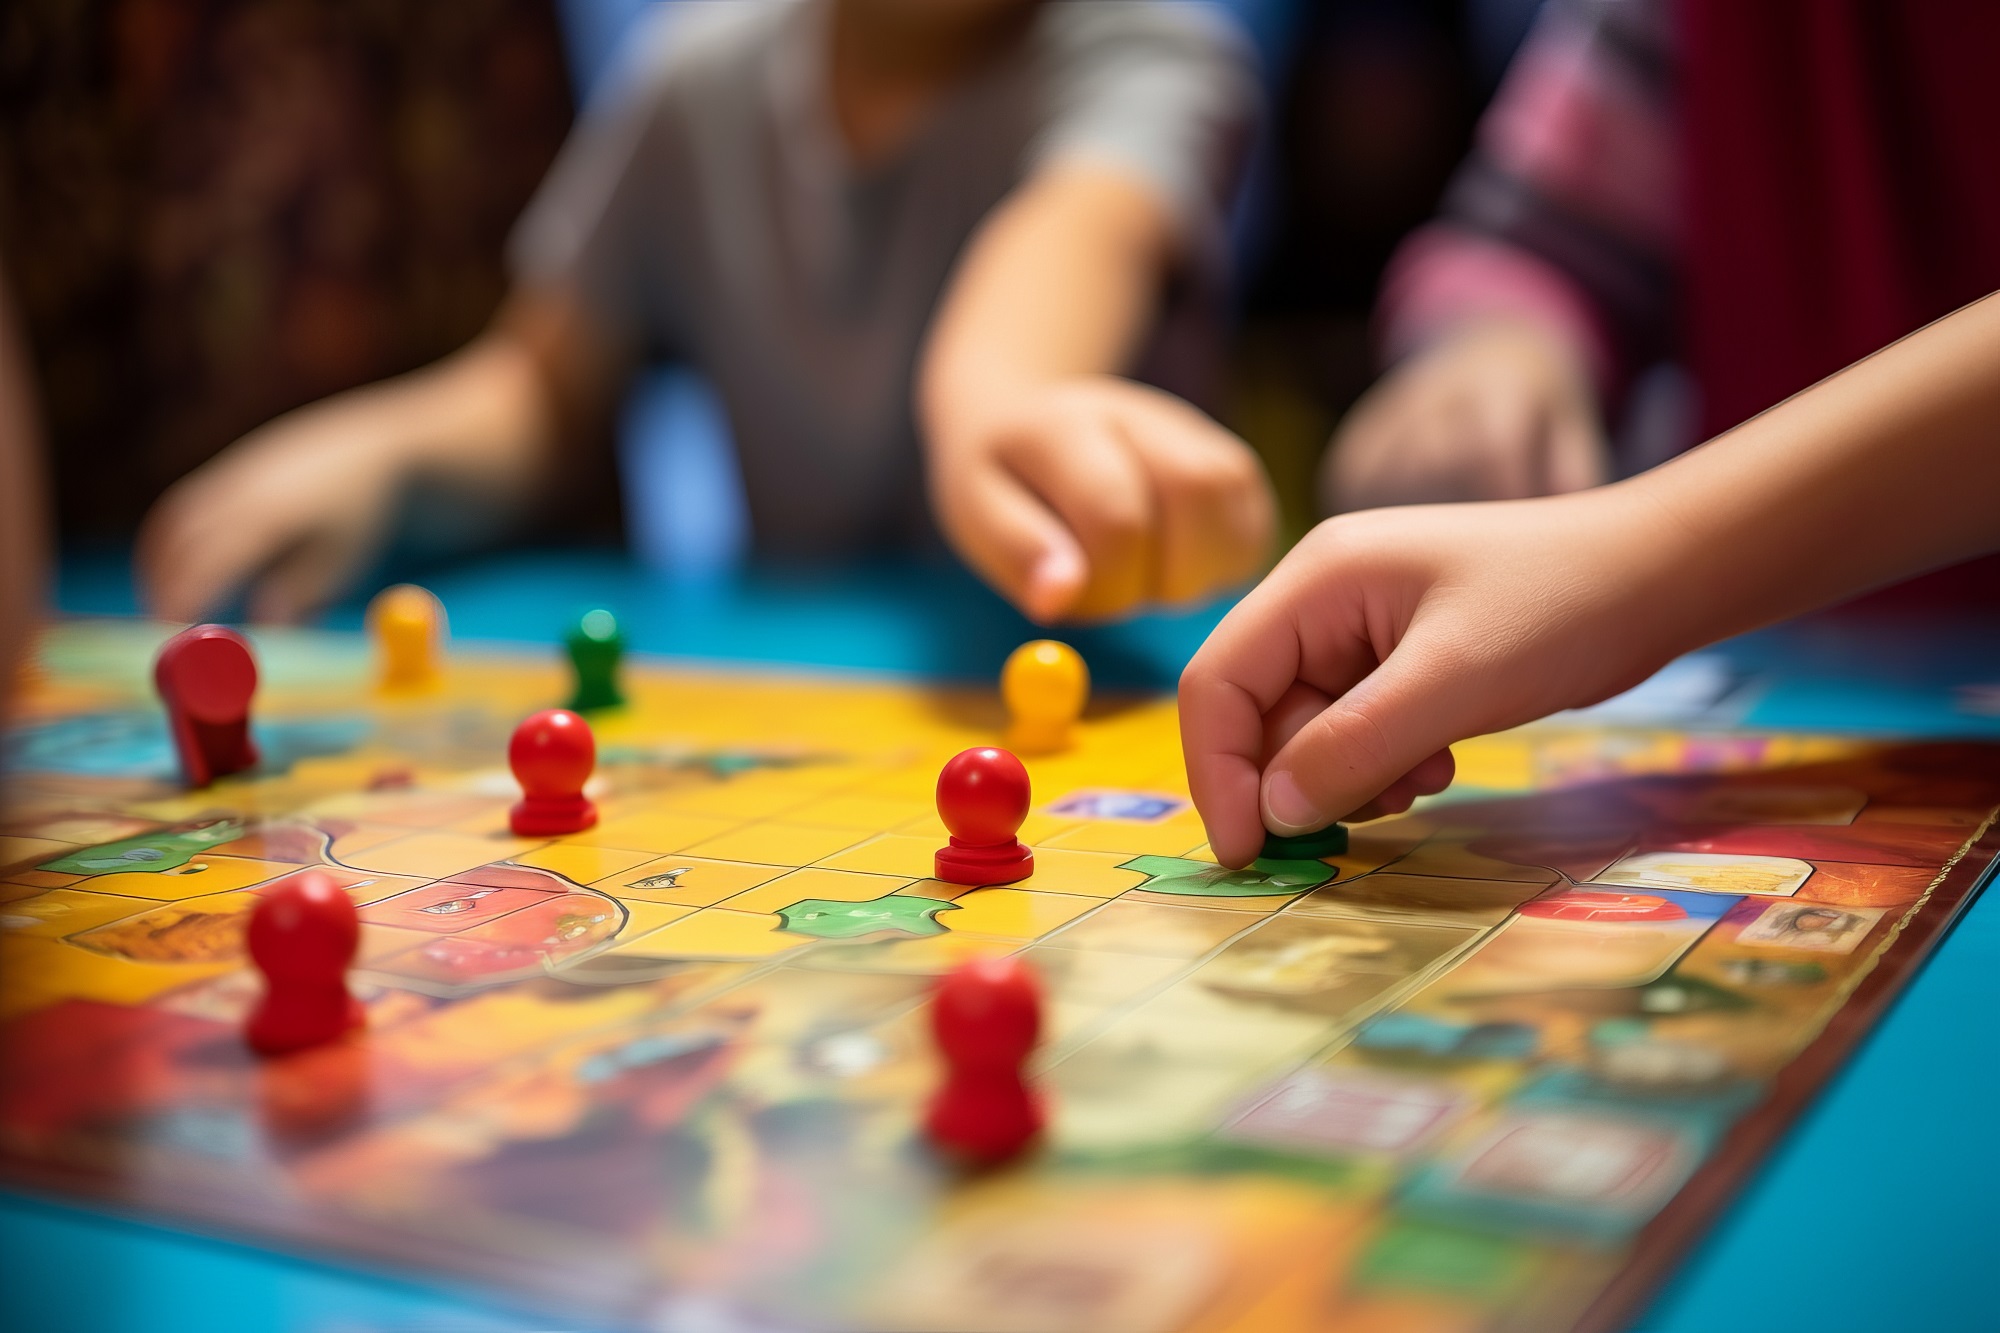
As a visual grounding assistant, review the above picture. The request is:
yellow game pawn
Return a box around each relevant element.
[1002,639,1088,754]
[368,584,445,693]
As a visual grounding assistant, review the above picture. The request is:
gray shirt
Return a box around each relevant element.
[510,0,1256,555]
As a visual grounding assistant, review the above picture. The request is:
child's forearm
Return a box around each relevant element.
[918,163,1174,445]
[914,162,1270,623]
[393,288,622,519]
[1635,290,2000,652]
[1179,290,2000,863]
[134,285,626,625]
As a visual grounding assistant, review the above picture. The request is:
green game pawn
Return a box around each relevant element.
[1259,823,1348,862]
[565,609,626,712]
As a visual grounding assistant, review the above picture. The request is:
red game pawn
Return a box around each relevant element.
[154,624,259,788]
[934,746,1033,885]
[508,708,599,835]
[245,872,363,1056]
[924,956,1045,1164]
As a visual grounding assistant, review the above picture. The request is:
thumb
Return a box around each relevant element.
[942,463,1088,624]
[1259,629,1489,832]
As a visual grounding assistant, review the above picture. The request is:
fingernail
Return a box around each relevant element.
[1025,548,1083,622]
[1263,770,1322,834]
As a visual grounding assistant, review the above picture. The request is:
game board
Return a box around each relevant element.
[3,620,1997,1333]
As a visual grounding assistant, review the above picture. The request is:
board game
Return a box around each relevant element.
[3,619,1997,1333]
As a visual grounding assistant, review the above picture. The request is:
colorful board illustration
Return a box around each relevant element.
[3,621,1997,1333]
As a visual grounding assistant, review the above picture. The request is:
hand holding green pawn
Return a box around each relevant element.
[565,609,626,712]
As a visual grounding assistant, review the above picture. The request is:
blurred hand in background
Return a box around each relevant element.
[929,374,1275,624]
[1320,318,1609,513]
[921,161,1274,625]
[138,290,617,624]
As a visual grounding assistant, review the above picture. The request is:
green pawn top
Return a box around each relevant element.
[1259,823,1348,863]
[565,608,626,713]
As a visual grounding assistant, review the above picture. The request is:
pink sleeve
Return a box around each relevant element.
[1374,0,1678,396]
[1378,224,1619,391]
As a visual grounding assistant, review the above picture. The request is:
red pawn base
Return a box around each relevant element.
[924,1069,1044,1165]
[934,836,1033,886]
[509,793,598,836]
[169,714,259,789]
[246,986,364,1057]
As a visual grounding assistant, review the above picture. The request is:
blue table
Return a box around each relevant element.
[8,549,1999,1333]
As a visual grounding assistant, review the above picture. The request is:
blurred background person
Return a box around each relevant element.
[4,0,1542,621]
[1319,0,2000,514]
[132,0,1275,627]
[1212,0,1541,542]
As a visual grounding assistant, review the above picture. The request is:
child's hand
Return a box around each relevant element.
[137,394,406,624]
[1179,488,1690,868]
[1188,290,2000,869]
[1322,320,1610,513]
[929,376,1276,623]
[139,321,570,625]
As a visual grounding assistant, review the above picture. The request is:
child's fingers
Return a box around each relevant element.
[1123,404,1275,605]
[1339,746,1457,821]
[1260,680,1334,762]
[1154,468,1269,605]
[1179,560,1384,867]
[136,488,273,623]
[1179,598,1305,867]
[245,530,371,625]
[1177,662,1269,869]
[999,417,1158,619]
[1264,683,1458,820]
[1258,626,1488,836]
[134,492,198,618]
[152,525,273,623]
[1409,745,1457,797]
[939,460,1089,623]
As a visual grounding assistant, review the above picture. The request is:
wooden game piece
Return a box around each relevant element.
[565,608,626,712]
[245,871,363,1056]
[153,624,260,788]
[934,747,1033,885]
[924,956,1045,1164]
[1260,825,1349,861]
[1001,639,1088,754]
[368,584,445,693]
[508,707,599,835]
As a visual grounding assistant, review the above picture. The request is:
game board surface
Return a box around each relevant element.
[3,621,1996,1333]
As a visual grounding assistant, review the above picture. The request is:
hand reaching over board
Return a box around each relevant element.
[137,391,407,624]
[928,375,1275,623]
[918,165,1275,626]
[1321,319,1609,514]
[1178,491,1683,869]
[137,292,607,625]
[1183,291,2000,870]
